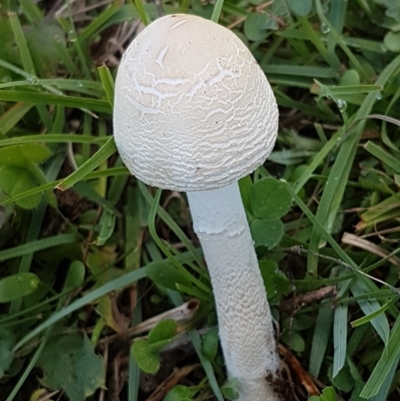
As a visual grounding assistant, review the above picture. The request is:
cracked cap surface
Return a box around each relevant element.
[114,14,279,192]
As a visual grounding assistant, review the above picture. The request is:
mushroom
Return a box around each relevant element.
[113,14,282,401]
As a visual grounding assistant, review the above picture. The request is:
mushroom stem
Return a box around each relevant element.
[187,183,282,401]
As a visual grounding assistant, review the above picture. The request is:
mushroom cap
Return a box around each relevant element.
[114,14,278,192]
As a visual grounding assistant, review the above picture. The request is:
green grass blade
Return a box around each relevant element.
[74,181,120,215]
[351,299,397,328]
[128,300,142,401]
[8,12,35,75]
[98,65,115,107]
[63,16,92,79]
[297,15,340,70]
[350,278,390,344]
[333,272,350,378]
[307,52,400,276]
[0,90,111,114]
[0,78,104,95]
[8,12,52,131]
[0,102,33,135]
[312,84,383,96]
[364,141,400,174]
[134,0,150,26]
[86,167,129,179]
[0,134,108,147]
[347,325,369,356]
[147,188,210,293]
[79,4,121,44]
[328,0,346,34]
[0,181,58,206]
[0,59,36,78]
[360,314,400,398]
[9,201,47,315]
[163,286,223,401]
[315,0,370,82]
[369,361,399,401]
[333,301,348,377]
[8,153,64,314]
[5,327,51,401]
[13,267,149,351]
[293,125,346,194]
[188,329,224,401]
[309,302,334,377]
[263,64,338,78]
[138,181,205,270]
[124,186,144,271]
[56,136,117,190]
[0,167,129,207]
[0,233,79,262]
[283,181,391,342]
[211,0,224,23]
[19,0,43,24]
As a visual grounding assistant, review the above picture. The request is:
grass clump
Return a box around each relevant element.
[0,0,400,400]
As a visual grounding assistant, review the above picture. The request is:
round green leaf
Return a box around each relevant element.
[64,261,85,292]
[148,319,177,346]
[259,260,278,299]
[331,365,354,392]
[339,70,360,86]
[0,144,52,167]
[384,31,400,53]
[221,378,239,401]
[288,0,312,16]
[289,165,309,183]
[250,178,292,219]
[284,315,316,331]
[0,165,42,209]
[319,387,337,401]
[201,328,219,361]
[274,269,291,297]
[164,385,192,401]
[244,13,269,41]
[191,0,213,19]
[37,333,105,400]
[0,328,15,376]
[259,260,290,301]
[132,339,160,374]
[280,330,305,353]
[163,384,193,401]
[250,218,284,249]
[0,273,40,303]
[147,261,192,290]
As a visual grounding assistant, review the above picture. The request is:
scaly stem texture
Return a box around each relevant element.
[188,183,282,401]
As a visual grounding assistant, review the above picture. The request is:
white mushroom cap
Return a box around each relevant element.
[114,14,278,192]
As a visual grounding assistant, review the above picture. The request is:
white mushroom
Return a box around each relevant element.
[114,14,282,401]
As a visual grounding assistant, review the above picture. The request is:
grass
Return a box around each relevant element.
[0,0,400,400]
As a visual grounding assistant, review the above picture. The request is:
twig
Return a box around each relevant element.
[278,344,320,397]
[98,299,199,345]
[361,226,400,240]
[279,286,337,312]
[145,364,201,401]
[342,232,400,266]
